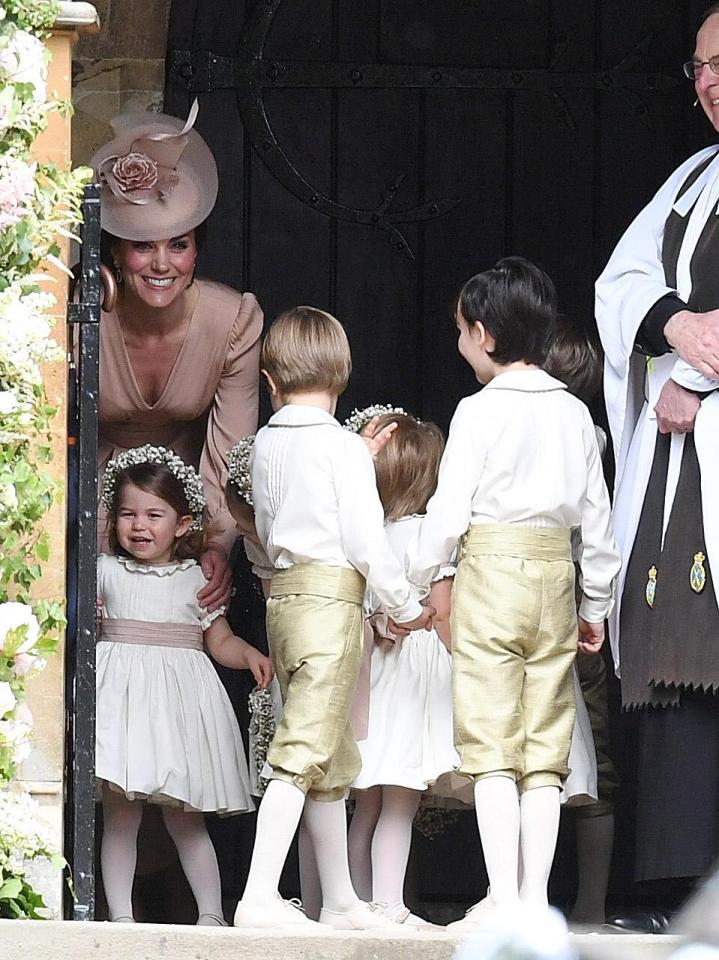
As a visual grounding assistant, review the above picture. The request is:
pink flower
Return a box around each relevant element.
[12,652,38,677]
[0,156,35,230]
[111,152,158,193]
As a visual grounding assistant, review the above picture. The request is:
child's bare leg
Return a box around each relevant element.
[161,806,223,922]
[348,787,382,900]
[371,786,421,916]
[474,776,521,907]
[298,816,322,920]
[100,786,143,920]
[518,785,561,909]
[303,796,358,912]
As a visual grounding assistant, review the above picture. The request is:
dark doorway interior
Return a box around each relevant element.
[159,0,714,916]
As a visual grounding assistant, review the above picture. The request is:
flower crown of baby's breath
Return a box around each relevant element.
[343,403,417,435]
[227,435,255,506]
[101,444,206,530]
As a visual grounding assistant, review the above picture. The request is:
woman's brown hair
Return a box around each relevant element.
[369,413,445,521]
[106,461,205,561]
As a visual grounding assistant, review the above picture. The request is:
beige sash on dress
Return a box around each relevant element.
[99,618,203,651]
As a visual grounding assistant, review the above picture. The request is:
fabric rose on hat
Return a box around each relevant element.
[111,153,158,194]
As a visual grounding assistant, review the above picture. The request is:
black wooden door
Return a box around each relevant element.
[165,0,713,908]
[165,0,711,431]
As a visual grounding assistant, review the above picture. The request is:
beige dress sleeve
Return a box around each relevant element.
[199,290,262,552]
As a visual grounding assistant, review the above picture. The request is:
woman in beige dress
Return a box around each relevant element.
[90,104,262,607]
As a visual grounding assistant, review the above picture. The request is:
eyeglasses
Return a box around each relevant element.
[683,57,719,79]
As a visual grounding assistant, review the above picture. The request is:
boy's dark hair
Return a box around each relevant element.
[543,317,603,405]
[458,257,557,366]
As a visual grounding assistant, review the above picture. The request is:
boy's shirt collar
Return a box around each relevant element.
[267,404,341,428]
[482,368,567,393]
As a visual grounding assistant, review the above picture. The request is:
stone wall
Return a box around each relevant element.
[72,0,171,167]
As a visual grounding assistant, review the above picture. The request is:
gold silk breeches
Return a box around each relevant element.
[451,524,577,792]
[266,563,365,801]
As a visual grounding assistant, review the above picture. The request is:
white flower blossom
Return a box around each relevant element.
[0,480,18,514]
[0,27,47,103]
[0,681,16,719]
[0,789,58,877]
[0,153,35,230]
[0,283,59,386]
[0,389,19,415]
[12,651,42,678]
[0,601,40,656]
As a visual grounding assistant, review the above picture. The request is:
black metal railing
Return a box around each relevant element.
[65,182,101,920]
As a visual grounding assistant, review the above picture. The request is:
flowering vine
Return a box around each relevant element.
[0,0,92,919]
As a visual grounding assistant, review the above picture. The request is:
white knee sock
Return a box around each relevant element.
[302,796,358,913]
[571,812,614,923]
[474,777,520,907]
[348,787,382,901]
[298,817,322,920]
[519,785,561,908]
[371,786,421,913]
[100,792,143,920]
[241,779,306,905]
[161,807,223,919]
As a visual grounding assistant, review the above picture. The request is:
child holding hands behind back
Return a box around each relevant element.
[407,258,620,932]
[234,307,432,933]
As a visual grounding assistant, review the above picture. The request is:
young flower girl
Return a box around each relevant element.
[96,444,273,925]
[346,411,458,929]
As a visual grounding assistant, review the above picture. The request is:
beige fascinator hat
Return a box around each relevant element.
[90,101,218,241]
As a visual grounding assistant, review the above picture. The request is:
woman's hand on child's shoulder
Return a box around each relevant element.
[577,616,604,655]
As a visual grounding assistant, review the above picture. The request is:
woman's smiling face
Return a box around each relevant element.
[112,233,197,309]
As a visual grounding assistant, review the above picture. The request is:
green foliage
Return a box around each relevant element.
[1,1,60,33]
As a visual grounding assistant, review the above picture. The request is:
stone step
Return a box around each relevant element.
[0,919,683,960]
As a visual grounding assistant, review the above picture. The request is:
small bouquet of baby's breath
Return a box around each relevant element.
[248,684,277,795]
[227,435,255,506]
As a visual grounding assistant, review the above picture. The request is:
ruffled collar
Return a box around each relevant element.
[116,555,197,577]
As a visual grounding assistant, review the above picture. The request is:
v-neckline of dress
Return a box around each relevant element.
[115,283,201,411]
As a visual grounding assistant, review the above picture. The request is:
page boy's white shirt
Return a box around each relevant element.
[252,403,423,624]
[407,369,620,622]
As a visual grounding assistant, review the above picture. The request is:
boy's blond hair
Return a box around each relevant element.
[370,413,445,521]
[261,306,352,397]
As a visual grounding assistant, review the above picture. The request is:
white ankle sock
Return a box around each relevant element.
[348,787,382,901]
[302,795,358,913]
[100,790,143,921]
[371,786,420,911]
[474,776,520,907]
[161,807,223,918]
[518,785,561,908]
[241,779,305,905]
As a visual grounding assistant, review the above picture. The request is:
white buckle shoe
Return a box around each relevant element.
[319,900,410,931]
[446,896,497,935]
[234,894,328,932]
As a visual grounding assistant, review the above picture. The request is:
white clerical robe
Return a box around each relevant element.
[595,143,719,673]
